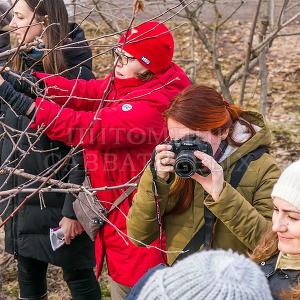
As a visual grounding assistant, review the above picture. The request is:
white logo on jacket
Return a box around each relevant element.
[122,104,133,111]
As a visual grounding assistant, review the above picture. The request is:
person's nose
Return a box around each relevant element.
[9,17,17,29]
[116,58,124,68]
[272,214,288,233]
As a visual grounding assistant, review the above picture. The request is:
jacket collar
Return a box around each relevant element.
[62,23,93,71]
[106,63,190,100]
[261,254,300,281]
[276,252,300,271]
[220,111,271,169]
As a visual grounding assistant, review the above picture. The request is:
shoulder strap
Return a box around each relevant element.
[175,146,268,262]
[84,175,139,214]
[230,146,268,188]
[108,183,138,213]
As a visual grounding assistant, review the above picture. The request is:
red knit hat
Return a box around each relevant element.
[118,21,174,74]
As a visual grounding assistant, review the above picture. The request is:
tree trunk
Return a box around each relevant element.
[258,0,272,116]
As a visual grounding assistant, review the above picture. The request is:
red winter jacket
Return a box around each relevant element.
[31,63,190,286]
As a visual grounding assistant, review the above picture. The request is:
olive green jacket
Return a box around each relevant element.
[127,111,280,265]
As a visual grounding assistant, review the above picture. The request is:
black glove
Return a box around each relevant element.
[0,81,34,116]
[2,71,43,97]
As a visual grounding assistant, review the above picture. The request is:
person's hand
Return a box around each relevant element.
[154,144,175,181]
[0,74,4,85]
[191,151,224,201]
[0,68,42,96]
[0,67,10,85]
[59,217,84,245]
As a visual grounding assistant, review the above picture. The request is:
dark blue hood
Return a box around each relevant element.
[20,23,94,79]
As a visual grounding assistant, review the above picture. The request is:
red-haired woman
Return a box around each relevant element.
[127,84,280,266]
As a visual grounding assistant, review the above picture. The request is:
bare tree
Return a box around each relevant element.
[0,0,299,253]
[157,0,300,107]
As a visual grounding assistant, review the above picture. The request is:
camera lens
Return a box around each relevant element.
[175,151,197,178]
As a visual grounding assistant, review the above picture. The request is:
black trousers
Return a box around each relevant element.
[17,255,101,300]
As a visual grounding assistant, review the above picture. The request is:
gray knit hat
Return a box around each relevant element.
[271,159,300,210]
[137,250,273,300]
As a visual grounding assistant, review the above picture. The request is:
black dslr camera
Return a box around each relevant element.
[167,135,213,178]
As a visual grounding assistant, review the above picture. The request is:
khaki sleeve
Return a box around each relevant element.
[204,154,280,250]
[127,167,175,246]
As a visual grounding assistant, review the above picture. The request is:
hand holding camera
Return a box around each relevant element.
[154,144,176,182]
[155,135,213,180]
[154,135,224,201]
[191,151,224,201]
[166,135,213,178]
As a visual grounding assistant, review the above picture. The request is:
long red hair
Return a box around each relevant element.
[164,85,253,214]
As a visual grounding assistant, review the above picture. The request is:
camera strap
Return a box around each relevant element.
[149,149,168,264]
[202,140,229,249]
[175,145,268,262]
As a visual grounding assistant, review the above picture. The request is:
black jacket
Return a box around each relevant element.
[0,24,96,269]
[0,30,10,65]
[260,254,300,300]
[0,2,12,65]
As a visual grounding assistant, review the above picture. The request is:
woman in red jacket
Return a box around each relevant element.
[0,21,190,299]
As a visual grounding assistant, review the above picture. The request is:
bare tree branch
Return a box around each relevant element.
[239,0,262,105]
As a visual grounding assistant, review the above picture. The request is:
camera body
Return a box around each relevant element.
[167,135,213,178]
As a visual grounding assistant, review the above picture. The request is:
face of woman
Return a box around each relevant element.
[272,197,300,255]
[9,0,43,44]
[167,118,228,155]
[113,48,148,79]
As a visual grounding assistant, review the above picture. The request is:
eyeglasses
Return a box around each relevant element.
[112,48,136,65]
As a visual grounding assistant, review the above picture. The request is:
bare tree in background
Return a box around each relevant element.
[0,2,298,298]
[0,0,299,242]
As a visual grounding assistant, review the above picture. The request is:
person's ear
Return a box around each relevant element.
[42,15,49,27]
[221,128,230,140]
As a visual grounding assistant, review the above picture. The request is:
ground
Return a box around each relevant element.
[0,19,299,299]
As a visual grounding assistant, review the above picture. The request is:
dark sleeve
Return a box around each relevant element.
[0,98,7,115]
[2,72,43,97]
[0,81,34,116]
[125,264,167,300]
[0,30,10,65]
[69,65,95,80]
[61,151,85,219]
